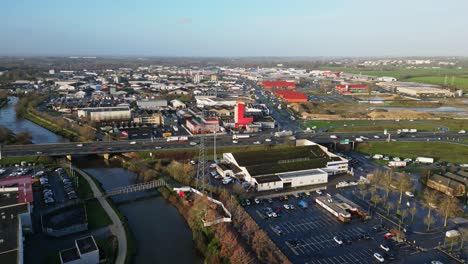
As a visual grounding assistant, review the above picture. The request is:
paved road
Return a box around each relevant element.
[73,167,128,264]
[1,131,467,158]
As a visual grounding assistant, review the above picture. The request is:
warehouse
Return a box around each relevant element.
[222,140,348,191]
[77,106,132,122]
[378,82,455,97]
[274,90,307,103]
[136,99,168,110]
[261,80,296,90]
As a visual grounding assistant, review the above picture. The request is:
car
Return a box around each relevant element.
[374,135,380,139]
[361,232,371,240]
[384,233,394,239]
[36,151,43,154]
[283,204,290,210]
[274,207,281,213]
[245,199,251,206]
[129,141,137,144]
[265,138,272,142]
[154,146,162,149]
[254,198,261,204]
[189,142,197,146]
[273,225,283,235]
[76,144,83,147]
[90,147,97,151]
[287,239,300,247]
[232,140,238,144]
[405,191,415,197]
[380,244,390,252]
[333,236,343,245]
[293,193,299,198]
[304,191,311,197]
[209,163,217,168]
[431,261,444,264]
[289,204,295,210]
[282,195,289,201]
[373,253,385,263]
[252,141,261,145]
[267,198,273,204]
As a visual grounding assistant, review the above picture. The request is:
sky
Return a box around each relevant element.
[1,0,468,57]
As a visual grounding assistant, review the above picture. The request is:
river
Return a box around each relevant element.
[74,157,203,264]
[0,96,68,143]
[0,96,203,264]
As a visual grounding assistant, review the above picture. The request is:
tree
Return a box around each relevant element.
[379,170,394,203]
[230,247,254,264]
[370,192,382,207]
[400,208,408,223]
[78,126,95,141]
[422,189,440,229]
[358,184,369,200]
[395,173,413,208]
[424,213,435,231]
[385,201,395,215]
[410,203,418,223]
[437,195,461,228]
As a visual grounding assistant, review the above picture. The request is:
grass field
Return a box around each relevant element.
[85,198,113,229]
[318,67,468,91]
[357,142,468,163]
[0,156,39,165]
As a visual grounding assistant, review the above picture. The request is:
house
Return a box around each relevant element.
[427,170,467,197]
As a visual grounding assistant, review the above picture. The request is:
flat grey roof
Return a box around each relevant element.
[76,236,98,254]
[278,169,326,180]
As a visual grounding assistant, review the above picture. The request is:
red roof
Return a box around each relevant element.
[0,176,33,204]
[261,80,296,89]
[274,90,307,102]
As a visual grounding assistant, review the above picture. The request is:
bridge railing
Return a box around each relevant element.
[104,180,166,197]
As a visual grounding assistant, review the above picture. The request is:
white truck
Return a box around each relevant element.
[232,134,250,140]
[166,136,179,142]
[388,161,407,167]
[178,136,188,142]
[409,129,417,133]
[274,130,293,137]
[416,157,434,164]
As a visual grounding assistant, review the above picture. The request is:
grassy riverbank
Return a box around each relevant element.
[24,108,79,140]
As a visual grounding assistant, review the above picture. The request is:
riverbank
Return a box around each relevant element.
[0,97,8,109]
[73,167,130,264]
[23,107,79,141]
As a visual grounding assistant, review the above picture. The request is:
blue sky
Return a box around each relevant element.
[1,0,468,56]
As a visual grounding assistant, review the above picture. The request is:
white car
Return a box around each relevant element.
[265,138,272,142]
[374,135,380,139]
[316,190,322,195]
[330,135,337,139]
[76,144,83,147]
[129,141,137,145]
[333,236,343,245]
[253,141,261,145]
[189,142,197,146]
[254,198,260,204]
[283,204,290,210]
[232,140,238,144]
[209,163,217,168]
[380,244,390,252]
[374,253,385,262]
[405,191,415,197]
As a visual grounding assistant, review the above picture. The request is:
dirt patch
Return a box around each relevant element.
[367,109,433,119]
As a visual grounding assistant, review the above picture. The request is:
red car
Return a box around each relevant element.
[90,147,97,151]
[384,233,394,239]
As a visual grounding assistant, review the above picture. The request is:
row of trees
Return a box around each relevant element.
[360,170,461,232]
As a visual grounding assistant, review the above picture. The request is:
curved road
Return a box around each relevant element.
[73,167,127,264]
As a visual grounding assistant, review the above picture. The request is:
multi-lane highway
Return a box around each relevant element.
[1,131,467,158]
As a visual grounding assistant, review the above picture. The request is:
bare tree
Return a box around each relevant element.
[410,203,418,223]
[385,201,395,215]
[437,195,461,228]
[400,208,408,223]
[424,214,435,231]
[358,184,369,200]
[395,173,413,209]
[371,192,382,207]
[379,170,394,203]
[422,189,440,229]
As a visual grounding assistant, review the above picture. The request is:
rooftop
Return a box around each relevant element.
[0,203,29,264]
[76,236,98,254]
[60,247,80,263]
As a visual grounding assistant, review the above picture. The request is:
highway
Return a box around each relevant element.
[1,131,467,158]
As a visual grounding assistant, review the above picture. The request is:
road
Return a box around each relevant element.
[1,131,467,158]
[73,167,128,264]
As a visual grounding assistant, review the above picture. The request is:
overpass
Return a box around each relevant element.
[0,132,467,158]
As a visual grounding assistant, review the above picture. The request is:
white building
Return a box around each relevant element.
[222,140,348,191]
[60,236,99,264]
[77,106,131,122]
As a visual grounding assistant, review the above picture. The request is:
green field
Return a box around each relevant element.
[357,142,468,163]
[318,67,468,91]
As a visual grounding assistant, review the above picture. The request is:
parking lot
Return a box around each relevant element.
[244,191,457,264]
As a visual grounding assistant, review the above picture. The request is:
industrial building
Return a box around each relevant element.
[136,99,168,110]
[0,176,34,264]
[378,82,455,97]
[234,101,253,129]
[274,90,307,103]
[427,170,467,197]
[77,106,132,122]
[261,80,296,90]
[222,140,348,191]
[335,84,368,94]
[186,117,219,134]
[195,96,238,107]
[59,236,99,264]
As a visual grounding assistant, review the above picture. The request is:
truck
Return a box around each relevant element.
[166,136,179,142]
[401,129,409,133]
[409,129,417,133]
[388,161,407,167]
[178,136,188,142]
[416,157,434,164]
[232,134,250,140]
[274,130,293,137]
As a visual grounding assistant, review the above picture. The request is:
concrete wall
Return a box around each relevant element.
[257,180,283,191]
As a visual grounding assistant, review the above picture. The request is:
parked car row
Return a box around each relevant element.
[40,175,55,205]
[56,168,77,200]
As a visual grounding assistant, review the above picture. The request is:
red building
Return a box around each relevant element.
[234,101,253,129]
[335,84,368,94]
[274,90,307,103]
[261,80,296,90]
